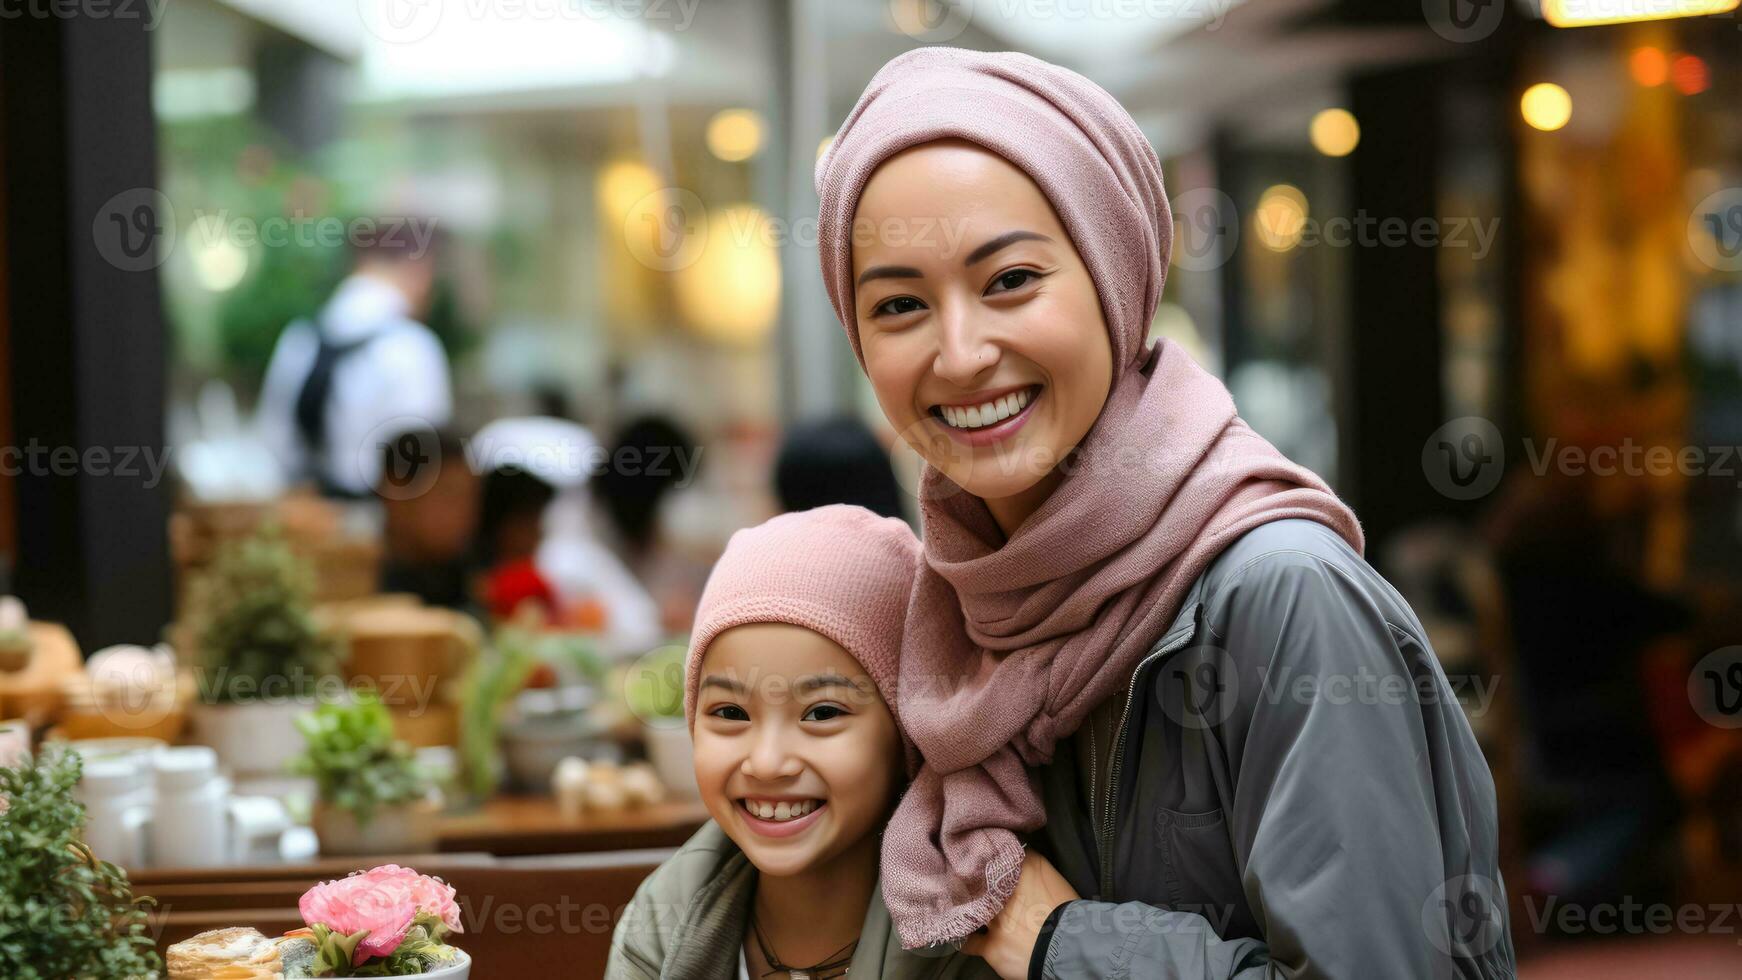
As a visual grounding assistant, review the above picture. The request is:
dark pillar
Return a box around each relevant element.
[1,12,172,650]
[1347,63,1447,548]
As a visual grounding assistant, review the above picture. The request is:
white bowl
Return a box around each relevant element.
[424,949,471,978]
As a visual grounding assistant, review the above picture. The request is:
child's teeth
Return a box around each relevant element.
[746,799,818,822]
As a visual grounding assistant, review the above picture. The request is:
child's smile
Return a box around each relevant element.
[692,621,902,879]
[737,797,828,838]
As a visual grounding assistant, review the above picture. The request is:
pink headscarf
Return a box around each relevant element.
[816,48,1365,949]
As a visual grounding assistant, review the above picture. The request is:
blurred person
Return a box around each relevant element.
[1483,461,1691,909]
[376,429,480,611]
[471,417,662,658]
[592,414,699,566]
[477,463,560,622]
[774,415,907,520]
[591,413,713,634]
[255,224,453,498]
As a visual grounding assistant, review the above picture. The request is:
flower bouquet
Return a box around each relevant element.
[290,865,467,976]
[165,865,468,978]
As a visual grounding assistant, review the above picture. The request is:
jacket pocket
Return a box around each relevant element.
[1154,807,1258,940]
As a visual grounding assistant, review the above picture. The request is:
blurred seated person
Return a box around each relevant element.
[472,417,662,659]
[590,413,711,634]
[376,429,479,611]
[256,224,453,498]
[774,415,906,520]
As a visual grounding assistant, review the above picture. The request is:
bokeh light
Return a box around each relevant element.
[1253,184,1309,252]
[706,108,765,163]
[1521,82,1572,132]
[1309,108,1361,157]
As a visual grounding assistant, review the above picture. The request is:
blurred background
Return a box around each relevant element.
[2,0,1741,976]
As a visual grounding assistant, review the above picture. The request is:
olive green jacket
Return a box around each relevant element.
[606,820,997,980]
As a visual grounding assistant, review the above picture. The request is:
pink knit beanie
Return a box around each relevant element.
[682,505,921,773]
[815,46,1173,375]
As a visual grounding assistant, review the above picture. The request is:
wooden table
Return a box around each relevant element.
[435,795,710,857]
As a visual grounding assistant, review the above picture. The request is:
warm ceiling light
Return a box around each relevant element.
[706,108,765,163]
[1542,0,1738,27]
[1309,108,1360,157]
[1521,83,1573,132]
[817,136,833,163]
[1629,47,1669,87]
[1253,184,1309,252]
[1672,53,1710,95]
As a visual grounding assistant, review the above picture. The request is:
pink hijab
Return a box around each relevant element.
[816,48,1366,949]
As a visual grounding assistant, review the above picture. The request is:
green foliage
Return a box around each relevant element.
[455,631,539,801]
[453,628,606,800]
[293,692,430,827]
[623,643,686,721]
[217,233,349,381]
[0,749,162,979]
[303,914,458,978]
[189,526,338,703]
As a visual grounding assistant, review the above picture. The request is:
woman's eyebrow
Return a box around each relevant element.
[964,230,1052,266]
[857,264,924,287]
[795,672,870,696]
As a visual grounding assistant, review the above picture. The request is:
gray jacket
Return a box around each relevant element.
[606,820,998,980]
[1027,519,1517,979]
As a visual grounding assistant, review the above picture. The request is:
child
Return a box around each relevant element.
[606,505,993,980]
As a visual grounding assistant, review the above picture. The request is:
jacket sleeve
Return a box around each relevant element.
[1033,551,1514,979]
[604,872,670,980]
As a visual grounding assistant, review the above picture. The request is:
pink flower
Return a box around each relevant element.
[299,865,463,964]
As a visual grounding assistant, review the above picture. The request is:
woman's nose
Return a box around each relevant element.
[932,305,999,388]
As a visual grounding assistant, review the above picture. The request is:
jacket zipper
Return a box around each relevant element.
[1098,625,1198,897]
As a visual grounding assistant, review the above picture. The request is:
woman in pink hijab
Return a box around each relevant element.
[815,48,1514,979]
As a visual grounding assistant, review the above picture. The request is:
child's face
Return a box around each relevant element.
[692,623,902,879]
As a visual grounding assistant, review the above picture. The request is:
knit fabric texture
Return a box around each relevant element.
[682,504,922,774]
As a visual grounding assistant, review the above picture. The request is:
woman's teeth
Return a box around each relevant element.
[937,387,1035,429]
[742,799,821,822]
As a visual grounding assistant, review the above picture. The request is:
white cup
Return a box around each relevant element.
[78,757,153,867]
[150,746,230,867]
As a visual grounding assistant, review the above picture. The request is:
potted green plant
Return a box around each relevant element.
[293,691,438,855]
[619,644,696,800]
[0,747,162,979]
[186,526,341,779]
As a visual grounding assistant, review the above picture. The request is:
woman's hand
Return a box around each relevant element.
[958,850,1080,980]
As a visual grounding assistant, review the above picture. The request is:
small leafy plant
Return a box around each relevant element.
[189,525,338,703]
[293,692,430,827]
[0,748,162,979]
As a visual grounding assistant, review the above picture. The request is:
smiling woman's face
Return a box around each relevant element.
[692,623,902,879]
[852,139,1113,530]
